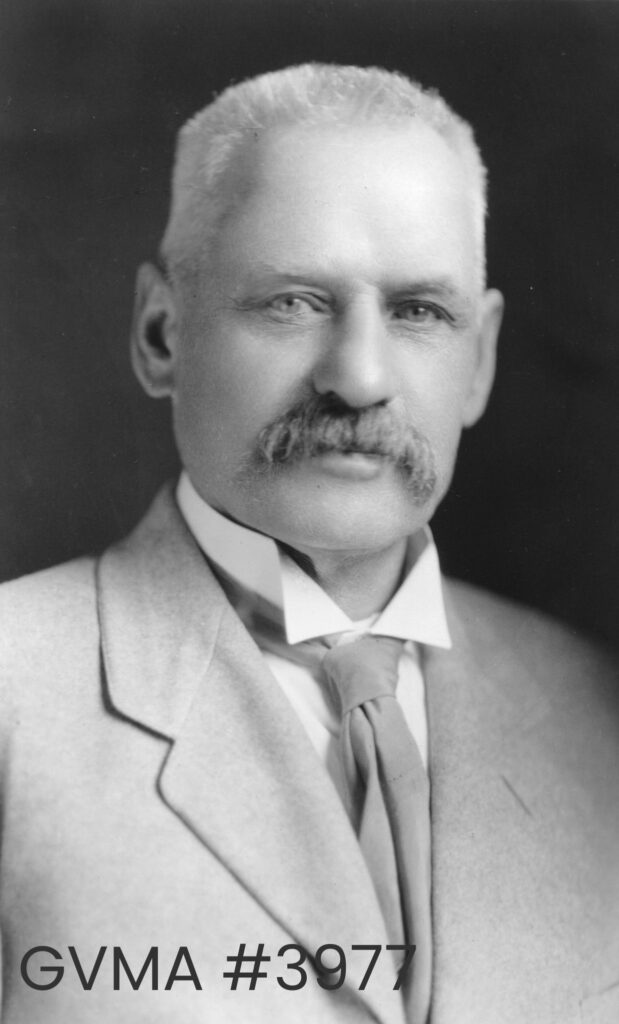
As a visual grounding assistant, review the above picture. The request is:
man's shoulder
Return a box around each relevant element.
[0,484,212,677]
[0,556,99,666]
[446,575,614,664]
[444,576,619,735]
[0,554,97,608]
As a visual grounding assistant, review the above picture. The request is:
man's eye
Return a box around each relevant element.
[395,301,448,324]
[266,294,324,317]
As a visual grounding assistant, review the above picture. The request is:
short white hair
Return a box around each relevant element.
[160,63,488,288]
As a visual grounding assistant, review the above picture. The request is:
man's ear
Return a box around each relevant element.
[462,288,504,427]
[130,262,180,398]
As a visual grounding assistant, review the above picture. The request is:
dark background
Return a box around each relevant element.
[1,0,618,651]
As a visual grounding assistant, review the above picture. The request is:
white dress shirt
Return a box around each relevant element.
[176,472,451,785]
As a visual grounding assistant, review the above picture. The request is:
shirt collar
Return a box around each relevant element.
[176,471,451,649]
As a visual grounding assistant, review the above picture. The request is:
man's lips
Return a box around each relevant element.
[304,449,388,480]
[253,394,438,502]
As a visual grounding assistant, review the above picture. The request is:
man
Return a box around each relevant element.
[1,63,618,1024]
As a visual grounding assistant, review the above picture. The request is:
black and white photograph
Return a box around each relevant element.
[1,2,618,1022]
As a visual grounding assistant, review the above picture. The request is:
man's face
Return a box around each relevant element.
[144,121,502,555]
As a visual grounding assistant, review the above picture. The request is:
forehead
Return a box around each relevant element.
[209,121,477,291]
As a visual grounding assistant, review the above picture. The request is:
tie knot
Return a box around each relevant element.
[321,635,405,716]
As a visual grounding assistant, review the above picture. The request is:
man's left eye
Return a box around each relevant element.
[394,301,447,324]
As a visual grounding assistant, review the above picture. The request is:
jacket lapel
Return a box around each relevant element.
[97,485,405,1024]
[426,583,583,1023]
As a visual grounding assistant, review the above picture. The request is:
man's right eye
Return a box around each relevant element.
[265,294,327,317]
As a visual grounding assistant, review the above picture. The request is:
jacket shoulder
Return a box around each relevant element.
[0,557,98,671]
[444,576,619,719]
[445,576,617,668]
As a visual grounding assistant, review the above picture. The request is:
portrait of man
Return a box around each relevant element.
[1,4,618,1024]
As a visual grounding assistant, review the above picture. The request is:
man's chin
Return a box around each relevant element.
[243,464,437,553]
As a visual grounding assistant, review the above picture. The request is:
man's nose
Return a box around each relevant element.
[312,300,397,408]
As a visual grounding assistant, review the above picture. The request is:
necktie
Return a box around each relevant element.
[212,565,432,1022]
[320,636,432,1024]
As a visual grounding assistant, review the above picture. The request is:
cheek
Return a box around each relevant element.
[401,354,474,457]
[175,329,293,450]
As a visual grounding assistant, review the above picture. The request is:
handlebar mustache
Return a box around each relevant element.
[252,394,437,503]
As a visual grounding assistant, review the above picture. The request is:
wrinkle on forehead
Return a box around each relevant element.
[212,120,471,234]
[189,121,481,310]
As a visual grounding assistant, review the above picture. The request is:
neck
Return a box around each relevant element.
[285,539,409,620]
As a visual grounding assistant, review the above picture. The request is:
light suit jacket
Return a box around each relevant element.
[1,485,618,1023]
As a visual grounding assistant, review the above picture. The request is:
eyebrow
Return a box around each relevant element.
[238,261,471,304]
